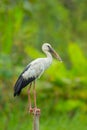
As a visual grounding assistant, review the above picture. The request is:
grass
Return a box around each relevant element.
[0,84,87,130]
[0,103,87,130]
[1,113,87,130]
[0,86,87,130]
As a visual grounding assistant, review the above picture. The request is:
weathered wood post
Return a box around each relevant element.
[33,110,40,130]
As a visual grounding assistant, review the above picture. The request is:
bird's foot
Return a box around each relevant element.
[28,106,40,115]
[27,106,33,114]
[33,107,41,115]
[29,108,34,114]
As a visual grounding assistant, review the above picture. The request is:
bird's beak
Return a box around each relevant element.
[49,47,62,62]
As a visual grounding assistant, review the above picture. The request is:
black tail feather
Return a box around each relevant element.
[14,76,23,97]
[14,75,35,97]
[14,89,21,97]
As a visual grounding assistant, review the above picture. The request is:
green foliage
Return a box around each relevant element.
[0,0,87,129]
[68,42,87,75]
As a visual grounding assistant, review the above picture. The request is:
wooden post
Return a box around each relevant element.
[29,109,40,130]
[33,111,40,130]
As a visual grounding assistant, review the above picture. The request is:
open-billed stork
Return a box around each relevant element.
[14,43,62,114]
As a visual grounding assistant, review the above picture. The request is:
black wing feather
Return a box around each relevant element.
[14,64,35,97]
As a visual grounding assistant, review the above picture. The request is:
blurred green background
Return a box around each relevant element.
[0,0,87,130]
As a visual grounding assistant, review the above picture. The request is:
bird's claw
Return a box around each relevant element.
[29,107,40,115]
[33,108,41,115]
[29,108,34,113]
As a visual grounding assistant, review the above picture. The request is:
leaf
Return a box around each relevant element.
[68,42,87,76]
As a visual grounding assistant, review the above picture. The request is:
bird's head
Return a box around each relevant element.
[42,43,62,62]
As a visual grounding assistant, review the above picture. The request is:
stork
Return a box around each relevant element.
[14,43,62,114]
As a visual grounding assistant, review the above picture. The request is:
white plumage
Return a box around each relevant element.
[22,57,52,80]
[14,43,62,97]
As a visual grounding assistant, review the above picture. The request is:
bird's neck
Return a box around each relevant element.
[45,51,52,59]
[44,51,53,68]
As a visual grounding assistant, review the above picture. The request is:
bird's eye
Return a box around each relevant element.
[47,45,50,48]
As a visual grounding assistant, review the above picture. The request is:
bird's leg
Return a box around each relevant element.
[33,81,37,108]
[28,83,33,113]
[33,81,40,115]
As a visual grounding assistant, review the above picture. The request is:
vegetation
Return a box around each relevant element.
[0,0,87,130]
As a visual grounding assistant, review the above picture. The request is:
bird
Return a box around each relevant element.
[14,43,62,114]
